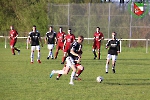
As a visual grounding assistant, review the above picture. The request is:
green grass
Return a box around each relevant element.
[0,43,150,100]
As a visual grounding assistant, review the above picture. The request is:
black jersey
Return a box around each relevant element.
[46,31,56,44]
[68,41,82,60]
[29,31,41,46]
[106,39,120,55]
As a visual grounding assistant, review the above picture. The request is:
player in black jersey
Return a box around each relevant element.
[56,43,84,81]
[49,36,84,85]
[105,32,120,73]
[45,26,56,59]
[28,25,43,64]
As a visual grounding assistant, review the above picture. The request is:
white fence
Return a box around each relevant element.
[0,36,149,53]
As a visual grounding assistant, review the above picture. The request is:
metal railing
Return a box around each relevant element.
[0,36,149,53]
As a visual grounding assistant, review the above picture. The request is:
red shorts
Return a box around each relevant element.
[63,44,70,52]
[92,41,101,49]
[56,42,64,50]
[75,63,81,68]
[10,40,17,47]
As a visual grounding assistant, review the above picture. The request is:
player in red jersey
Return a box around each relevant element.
[92,27,104,60]
[61,29,75,64]
[54,27,66,59]
[9,25,20,55]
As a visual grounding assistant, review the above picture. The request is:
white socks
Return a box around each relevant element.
[70,71,75,83]
[31,52,34,62]
[48,51,53,58]
[37,51,40,60]
[53,70,64,74]
[105,64,109,72]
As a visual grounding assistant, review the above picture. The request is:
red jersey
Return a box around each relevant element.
[64,34,75,52]
[65,34,75,44]
[57,32,66,43]
[10,30,18,41]
[94,32,104,42]
[93,32,104,49]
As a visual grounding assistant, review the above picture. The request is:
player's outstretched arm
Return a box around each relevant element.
[70,49,80,58]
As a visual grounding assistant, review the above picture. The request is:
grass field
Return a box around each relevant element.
[0,43,150,100]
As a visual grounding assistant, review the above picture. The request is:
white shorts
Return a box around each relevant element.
[47,44,54,50]
[66,56,75,68]
[31,45,40,51]
[106,54,117,61]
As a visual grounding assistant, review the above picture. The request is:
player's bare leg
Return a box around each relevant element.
[61,52,67,64]
[56,65,70,80]
[54,49,59,59]
[57,66,66,80]
[56,69,70,80]
[75,65,84,80]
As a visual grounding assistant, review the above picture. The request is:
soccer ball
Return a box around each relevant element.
[96,76,103,83]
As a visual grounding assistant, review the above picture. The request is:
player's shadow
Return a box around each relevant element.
[104,79,150,85]
[82,58,150,61]
[118,58,150,60]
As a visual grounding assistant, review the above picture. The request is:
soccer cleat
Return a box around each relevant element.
[106,72,108,74]
[112,69,115,73]
[47,57,49,60]
[56,77,59,80]
[12,53,15,55]
[50,70,54,78]
[38,60,41,63]
[56,76,59,80]
[61,62,64,64]
[69,82,74,85]
[94,56,97,59]
[18,50,20,55]
[51,57,54,59]
[74,76,81,81]
[30,62,33,64]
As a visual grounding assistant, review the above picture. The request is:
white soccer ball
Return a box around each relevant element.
[96,76,103,83]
